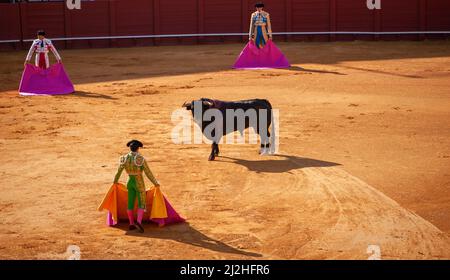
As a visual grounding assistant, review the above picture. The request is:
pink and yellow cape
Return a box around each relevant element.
[97,183,185,227]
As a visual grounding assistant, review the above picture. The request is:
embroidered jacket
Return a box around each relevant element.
[113,152,159,191]
[26,38,61,69]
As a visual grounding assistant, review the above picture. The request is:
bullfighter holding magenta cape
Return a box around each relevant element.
[20,30,74,96]
[233,2,290,69]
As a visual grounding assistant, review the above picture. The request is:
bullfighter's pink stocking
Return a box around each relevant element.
[127,210,135,225]
[137,208,144,224]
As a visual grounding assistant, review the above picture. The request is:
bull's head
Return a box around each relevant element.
[182,101,192,110]
[181,98,221,140]
[181,99,214,112]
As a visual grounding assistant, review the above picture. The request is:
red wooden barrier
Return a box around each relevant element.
[203,0,242,43]
[335,0,373,40]
[114,0,154,46]
[1,0,449,50]
[0,3,21,49]
[426,0,450,39]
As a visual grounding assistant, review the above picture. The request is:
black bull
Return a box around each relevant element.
[182,98,275,161]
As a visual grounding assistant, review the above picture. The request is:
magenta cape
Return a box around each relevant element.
[19,63,74,96]
[233,40,290,69]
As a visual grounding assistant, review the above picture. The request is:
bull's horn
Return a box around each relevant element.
[182,101,189,107]
[203,100,213,106]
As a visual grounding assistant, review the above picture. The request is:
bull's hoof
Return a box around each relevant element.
[208,154,215,161]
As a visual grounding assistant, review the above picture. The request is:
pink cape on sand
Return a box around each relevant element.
[233,40,290,69]
[19,63,74,96]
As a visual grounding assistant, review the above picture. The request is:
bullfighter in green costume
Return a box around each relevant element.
[113,140,160,233]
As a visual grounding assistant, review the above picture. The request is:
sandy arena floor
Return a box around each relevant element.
[0,41,449,259]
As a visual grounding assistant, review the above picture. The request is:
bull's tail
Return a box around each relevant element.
[269,107,277,155]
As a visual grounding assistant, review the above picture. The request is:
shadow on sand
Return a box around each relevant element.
[53,91,118,100]
[333,64,423,79]
[285,65,346,75]
[117,222,262,258]
[216,154,340,173]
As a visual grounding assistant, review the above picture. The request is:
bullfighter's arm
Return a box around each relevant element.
[249,13,255,40]
[47,40,62,62]
[25,41,37,64]
[113,160,125,184]
[143,159,160,186]
[266,13,273,40]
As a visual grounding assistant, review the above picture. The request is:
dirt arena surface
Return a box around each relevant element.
[0,41,449,259]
